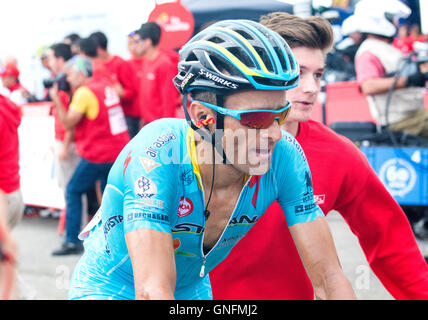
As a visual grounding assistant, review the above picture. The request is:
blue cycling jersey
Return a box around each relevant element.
[68,118,323,300]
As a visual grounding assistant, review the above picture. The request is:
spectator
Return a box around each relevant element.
[46,43,81,201]
[50,56,130,255]
[64,33,82,56]
[135,22,180,125]
[0,63,34,105]
[127,30,138,59]
[0,189,17,300]
[409,24,426,44]
[89,31,140,138]
[210,11,428,300]
[0,94,25,229]
[393,24,413,54]
[353,6,428,139]
[78,37,98,59]
[53,39,104,225]
[126,30,145,134]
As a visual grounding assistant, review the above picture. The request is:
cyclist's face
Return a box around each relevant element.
[222,89,285,175]
[285,46,325,124]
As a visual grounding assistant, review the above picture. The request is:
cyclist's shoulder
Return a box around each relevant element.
[130,118,188,150]
[275,130,307,161]
[111,118,189,179]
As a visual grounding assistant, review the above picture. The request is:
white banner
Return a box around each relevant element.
[18,108,65,209]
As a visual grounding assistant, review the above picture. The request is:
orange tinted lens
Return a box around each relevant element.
[240,112,278,129]
[240,108,291,129]
[277,107,291,126]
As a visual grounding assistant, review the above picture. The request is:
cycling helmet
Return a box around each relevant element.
[173,19,300,96]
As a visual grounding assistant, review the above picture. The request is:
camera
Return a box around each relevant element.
[43,72,70,92]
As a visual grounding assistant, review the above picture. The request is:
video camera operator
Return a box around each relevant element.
[352,0,428,139]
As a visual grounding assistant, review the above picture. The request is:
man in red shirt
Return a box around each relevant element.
[0,94,24,229]
[89,31,140,138]
[50,56,130,255]
[135,22,180,125]
[209,12,428,300]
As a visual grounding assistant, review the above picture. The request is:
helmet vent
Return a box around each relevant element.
[209,55,242,77]
[208,36,225,44]
[186,52,198,62]
[228,47,255,69]
[254,46,274,73]
[234,29,254,41]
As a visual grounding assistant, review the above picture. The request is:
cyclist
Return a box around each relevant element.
[68,20,356,300]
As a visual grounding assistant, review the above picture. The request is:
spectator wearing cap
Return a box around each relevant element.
[135,22,180,126]
[0,63,33,105]
[49,56,130,255]
[89,31,140,138]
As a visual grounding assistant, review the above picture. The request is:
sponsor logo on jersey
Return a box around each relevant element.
[145,132,177,158]
[198,69,239,89]
[139,156,161,173]
[172,222,204,234]
[135,198,165,210]
[229,214,259,227]
[103,215,124,237]
[314,194,325,205]
[173,238,196,257]
[294,203,316,215]
[134,175,157,198]
[123,150,132,181]
[127,211,170,224]
[178,197,194,217]
[180,168,195,186]
[103,215,124,255]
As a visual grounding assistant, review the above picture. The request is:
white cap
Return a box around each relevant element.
[341,15,360,36]
[344,0,411,38]
[354,0,411,19]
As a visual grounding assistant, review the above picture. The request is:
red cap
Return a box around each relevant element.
[0,64,20,78]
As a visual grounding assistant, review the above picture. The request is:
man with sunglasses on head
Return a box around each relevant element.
[68,20,356,300]
[209,12,428,300]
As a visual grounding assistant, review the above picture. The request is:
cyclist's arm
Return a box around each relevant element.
[289,217,356,300]
[125,228,176,300]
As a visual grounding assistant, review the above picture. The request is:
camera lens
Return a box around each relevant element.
[43,79,54,89]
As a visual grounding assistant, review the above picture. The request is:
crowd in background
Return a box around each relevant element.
[0,21,182,257]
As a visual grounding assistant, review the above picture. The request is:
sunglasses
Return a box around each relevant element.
[194,100,292,129]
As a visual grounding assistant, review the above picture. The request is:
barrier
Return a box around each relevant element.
[18,102,65,210]
[323,81,376,125]
[361,146,428,206]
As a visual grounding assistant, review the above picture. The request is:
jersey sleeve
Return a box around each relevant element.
[275,132,324,227]
[120,122,181,235]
